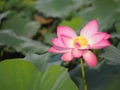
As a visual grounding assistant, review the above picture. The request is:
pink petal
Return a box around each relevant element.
[61,35,73,47]
[80,19,98,39]
[48,46,70,53]
[61,52,73,61]
[104,33,110,39]
[83,51,97,67]
[57,26,77,39]
[90,40,111,49]
[52,38,65,47]
[90,32,110,45]
[72,48,83,58]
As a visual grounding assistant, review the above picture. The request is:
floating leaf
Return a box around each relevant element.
[25,53,63,72]
[24,53,51,71]
[35,0,91,18]
[41,29,56,45]
[35,0,72,18]
[70,61,120,90]
[78,0,120,31]
[2,15,40,37]
[99,45,120,64]
[104,73,120,90]
[0,30,49,54]
[0,59,78,90]
[111,33,120,39]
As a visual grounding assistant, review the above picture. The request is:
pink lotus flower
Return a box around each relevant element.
[49,19,111,67]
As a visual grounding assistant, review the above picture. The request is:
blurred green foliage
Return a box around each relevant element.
[0,0,120,90]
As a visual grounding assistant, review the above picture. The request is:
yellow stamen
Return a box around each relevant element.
[74,36,88,47]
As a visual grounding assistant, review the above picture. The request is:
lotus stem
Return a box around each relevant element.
[80,58,87,90]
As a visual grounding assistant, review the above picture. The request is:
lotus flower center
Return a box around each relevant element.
[74,36,88,47]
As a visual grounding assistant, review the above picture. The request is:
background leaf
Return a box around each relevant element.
[78,0,120,31]
[35,0,72,18]
[70,61,120,90]
[0,30,49,54]
[24,53,51,71]
[2,15,40,37]
[99,45,120,64]
[104,73,120,90]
